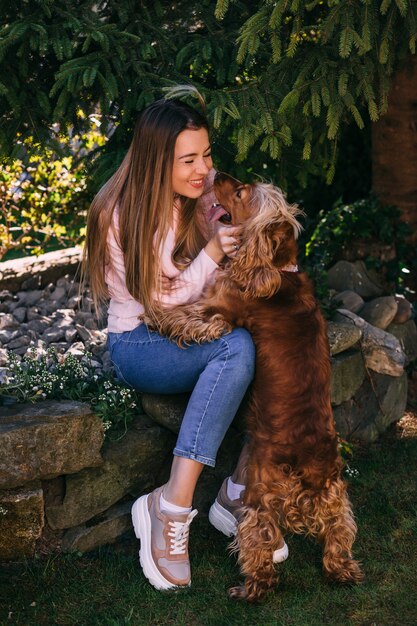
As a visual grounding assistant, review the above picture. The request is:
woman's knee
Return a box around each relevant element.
[223,328,256,379]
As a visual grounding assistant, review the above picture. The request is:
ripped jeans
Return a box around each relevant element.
[107,323,255,467]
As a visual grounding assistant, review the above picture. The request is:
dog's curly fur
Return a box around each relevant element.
[149,173,364,601]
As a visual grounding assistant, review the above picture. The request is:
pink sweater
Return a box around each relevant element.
[105,181,219,333]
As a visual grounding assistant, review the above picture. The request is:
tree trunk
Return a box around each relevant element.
[372,54,417,241]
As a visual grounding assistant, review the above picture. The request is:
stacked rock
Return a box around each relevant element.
[1,251,416,443]
[0,247,110,372]
[328,259,415,357]
[326,259,416,442]
[328,259,413,327]
[0,249,416,561]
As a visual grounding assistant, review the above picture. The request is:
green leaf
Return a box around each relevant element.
[52,36,64,62]
[368,99,379,122]
[311,90,321,117]
[215,0,230,20]
[213,105,223,129]
[321,85,330,106]
[379,38,389,64]
[248,33,260,56]
[37,91,51,115]
[269,3,285,29]
[82,34,92,54]
[202,41,212,61]
[338,72,349,97]
[339,28,353,58]
[237,127,250,158]
[224,101,241,120]
[260,136,269,152]
[394,0,407,17]
[270,32,282,63]
[380,0,392,15]
[361,21,371,52]
[280,124,292,146]
[349,104,365,129]
[83,66,97,88]
[302,140,311,160]
[278,89,299,114]
[287,32,299,57]
[175,42,195,70]
[326,104,340,139]
[326,163,335,184]
[268,135,280,159]
[260,111,274,133]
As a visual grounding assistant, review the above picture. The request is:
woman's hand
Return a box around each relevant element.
[204,225,243,264]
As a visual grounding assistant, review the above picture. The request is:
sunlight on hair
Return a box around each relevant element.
[162,84,206,112]
[250,183,304,240]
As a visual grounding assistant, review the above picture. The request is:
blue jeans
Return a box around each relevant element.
[107,324,255,467]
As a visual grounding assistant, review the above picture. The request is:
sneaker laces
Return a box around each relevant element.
[168,509,198,555]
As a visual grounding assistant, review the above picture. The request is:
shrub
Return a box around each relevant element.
[0,122,105,261]
[303,195,415,302]
[0,348,139,438]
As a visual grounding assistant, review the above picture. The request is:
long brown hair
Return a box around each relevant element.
[84,97,209,321]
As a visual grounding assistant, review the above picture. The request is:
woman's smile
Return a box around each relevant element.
[172,127,213,198]
[188,178,204,188]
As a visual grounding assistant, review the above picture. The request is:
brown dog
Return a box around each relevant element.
[151,172,364,601]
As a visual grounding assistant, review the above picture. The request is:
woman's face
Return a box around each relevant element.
[172,127,213,198]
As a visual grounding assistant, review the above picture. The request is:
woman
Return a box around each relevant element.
[85,90,258,591]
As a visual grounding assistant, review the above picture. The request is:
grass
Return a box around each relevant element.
[1,412,417,626]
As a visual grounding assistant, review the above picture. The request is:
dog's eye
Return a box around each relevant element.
[236,189,242,199]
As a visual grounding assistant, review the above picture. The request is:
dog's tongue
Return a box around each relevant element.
[207,203,228,223]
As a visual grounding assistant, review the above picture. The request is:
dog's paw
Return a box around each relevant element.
[228,585,247,600]
[205,316,232,341]
[325,558,364,585]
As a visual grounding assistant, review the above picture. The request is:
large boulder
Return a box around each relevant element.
[359,296,398,329]
[333,309,406,376]
[386,320,417,364]
[0,401,105,489]
[61,501,133,553]
[392,295,413,324]
[0,481,44,559]
[327,260,384,299]
[45,415,175,529]
[333,371,408,442]
[141,393,189,434]
[331,351,366,405]
[327,322,362,356]
[0,247,83,293]
[331,290,364,314]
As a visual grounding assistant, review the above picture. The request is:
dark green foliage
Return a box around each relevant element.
[0,1,416,190]
[303,194,415,300]
[0,123,105,260]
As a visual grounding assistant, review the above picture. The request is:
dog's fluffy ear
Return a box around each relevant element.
[270,223,298,268]
[228,227,282,299]
[227,186,301,299]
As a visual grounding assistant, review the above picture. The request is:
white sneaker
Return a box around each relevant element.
[131,486,198,590]
[209,477,289,563]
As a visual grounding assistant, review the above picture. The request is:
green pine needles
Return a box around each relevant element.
[0,1,416,188]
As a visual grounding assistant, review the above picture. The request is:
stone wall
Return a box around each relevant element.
[0,250,416,561]
[0,399,242,560]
